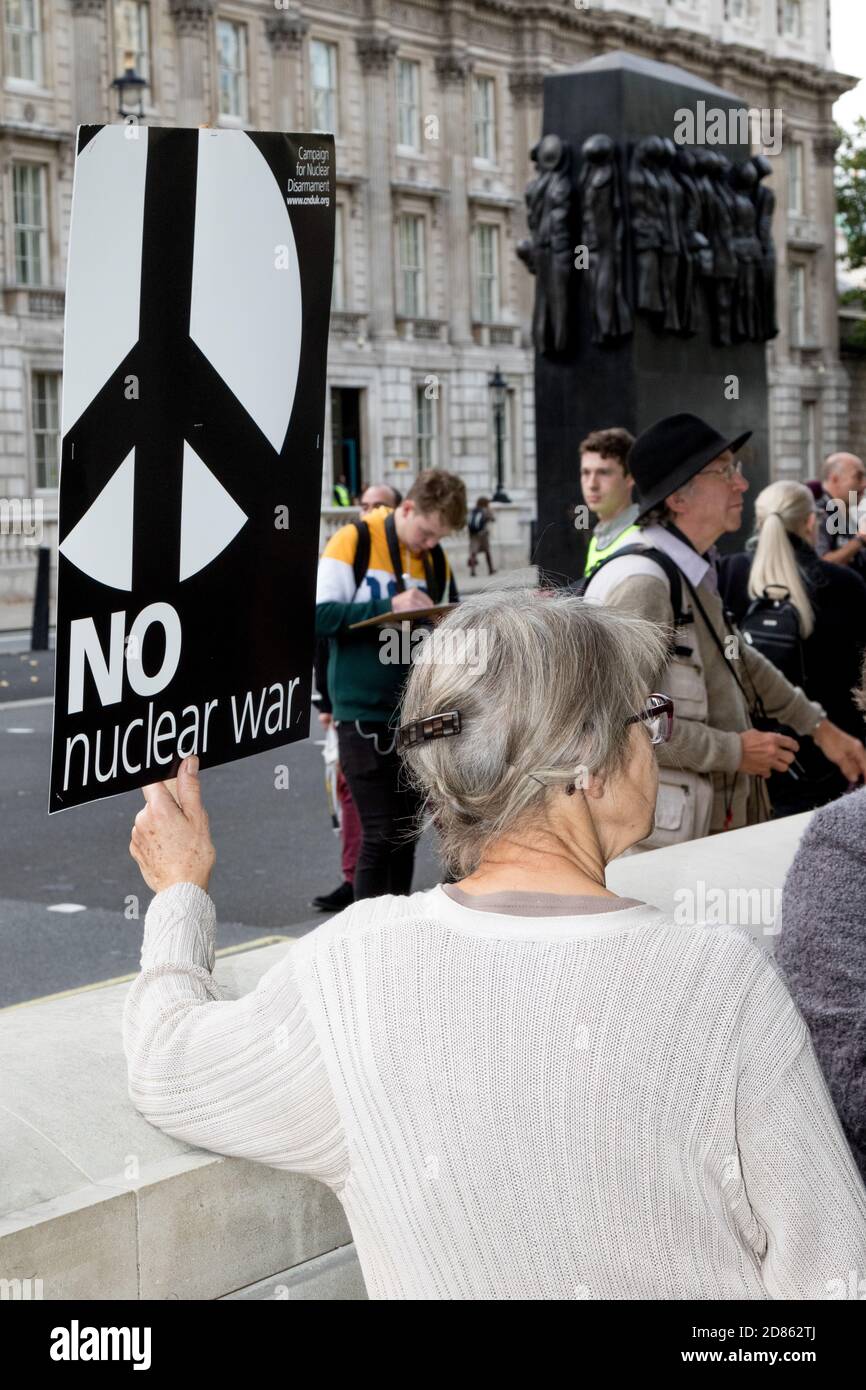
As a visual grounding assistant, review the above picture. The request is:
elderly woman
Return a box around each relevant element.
[123,588,866,1300]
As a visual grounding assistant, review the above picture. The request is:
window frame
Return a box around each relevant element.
[3,0,43,87]
[396,57,422,154]
[216,15,249,124]
[414,380,439,472]
[780,0,803,39]
[490,382,516,489]
[310,36,339,138]
[472,74,497,165]
[788,261,807,346]
[112,0,151,88]
[787,139,805,214]
[474,221,501,324]
[11,160,49,288]
[398,211,427,319]
[29,366,62,493]
[331,201,345,312]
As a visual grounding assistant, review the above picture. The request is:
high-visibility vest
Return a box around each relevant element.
[584,521,641,577]
[333,483,351,507]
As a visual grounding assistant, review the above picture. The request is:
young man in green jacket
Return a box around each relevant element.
[315,469,466,900]
[579,427,639,576]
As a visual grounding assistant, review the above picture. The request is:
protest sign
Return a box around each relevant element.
[48,125,335,812]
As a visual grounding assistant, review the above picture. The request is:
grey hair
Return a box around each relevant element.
[398,575,670,878]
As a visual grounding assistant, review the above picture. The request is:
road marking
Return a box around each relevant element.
[0,696,54,712]
[6,727,34,734]
[0,934,294,1012]
[47,903,87,913]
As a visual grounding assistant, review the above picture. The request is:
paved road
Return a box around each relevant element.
[0,697,442,1007]
[0,646,54,702]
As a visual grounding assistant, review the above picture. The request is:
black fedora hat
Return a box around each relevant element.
[629,413,752,520]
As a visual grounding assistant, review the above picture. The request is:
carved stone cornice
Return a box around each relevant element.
[70,0,106,16]
[356,34,399,75]
[265,13,309,54]
[168,0,215,38]
[508,70,546,106]
[814,133,841,167]
[434,51,474,88]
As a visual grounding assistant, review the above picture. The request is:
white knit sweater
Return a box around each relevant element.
[122,882,866,1300]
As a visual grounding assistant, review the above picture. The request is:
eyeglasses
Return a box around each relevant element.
[696,459,744,484]
[626,693,674,746]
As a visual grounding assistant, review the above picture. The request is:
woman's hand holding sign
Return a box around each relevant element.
[129,756,216,893]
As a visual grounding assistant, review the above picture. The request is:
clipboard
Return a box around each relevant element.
[349,603,458,630]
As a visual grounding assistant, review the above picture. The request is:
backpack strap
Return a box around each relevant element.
[384,511,406,593]
[424,545,448,605]
[351,519,371,597]
[578,544,692,654]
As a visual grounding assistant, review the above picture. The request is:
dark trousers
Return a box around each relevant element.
[336,721,424,900]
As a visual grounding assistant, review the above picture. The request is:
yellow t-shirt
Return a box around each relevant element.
[317,506,449,607]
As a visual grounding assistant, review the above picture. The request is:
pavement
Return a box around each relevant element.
[0,646,54,702]
[0,700,444,1008]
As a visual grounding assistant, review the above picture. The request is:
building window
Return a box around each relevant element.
[331,204,345,311]
[780,0,803,38]
[310,39,338,135]
[32,371,60,489]
[415,383,438,471]
[787,140,805,213]
[801,399,818,475]
[13,163,47,286]
[474,223,500,323]
[399,213,426,318]
[788,263,806,345]
[396,58,421,152]
[490,386,516,489]
[472,75,496,163]
[114,1,150,87]
[217,19,247,120]
[4,0,42,84]
[726,0,753,19]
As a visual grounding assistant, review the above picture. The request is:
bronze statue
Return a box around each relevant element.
[628,137,665,317]
[650,136,687,333]
[697,151,738,347]
[751,154,779,340]
[516,134,574,355]
[728,159,763,342]
[672,146,711,336]
[579,134,633,344]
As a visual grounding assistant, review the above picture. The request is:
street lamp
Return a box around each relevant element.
[110,50,148,122]
[488,364,511,503]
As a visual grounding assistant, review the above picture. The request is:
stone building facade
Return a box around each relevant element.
[0,0,854,615]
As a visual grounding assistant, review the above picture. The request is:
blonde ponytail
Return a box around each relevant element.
[748,481,815,639]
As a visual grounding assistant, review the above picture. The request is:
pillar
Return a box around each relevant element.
[70,0,107,127]
[264,11,308,133]
[435,51,473,346]
[168,0,215,127]
[356,34,398,339]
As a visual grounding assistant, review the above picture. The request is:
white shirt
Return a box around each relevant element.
[585,522,717,601]
[123,881,866,1300]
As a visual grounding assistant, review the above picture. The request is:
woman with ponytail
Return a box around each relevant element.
[719,480,866,814]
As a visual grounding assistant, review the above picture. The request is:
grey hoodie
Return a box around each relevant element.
[778,788,866,1181]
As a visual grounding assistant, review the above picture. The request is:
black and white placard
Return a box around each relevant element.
[49,125,335,812]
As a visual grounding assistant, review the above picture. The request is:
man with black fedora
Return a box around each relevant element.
[583,412,866,847]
